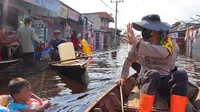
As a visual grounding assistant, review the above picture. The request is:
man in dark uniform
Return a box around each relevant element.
[49,30,66,61]
[118,14,188,112]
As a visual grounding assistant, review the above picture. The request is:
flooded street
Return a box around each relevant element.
[1,43,200,112]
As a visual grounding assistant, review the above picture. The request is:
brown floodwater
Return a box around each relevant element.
[0,43,200,112]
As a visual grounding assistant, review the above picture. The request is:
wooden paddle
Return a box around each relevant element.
[48,56,90,65]
[49,50,119,65]
[120,85,124,112]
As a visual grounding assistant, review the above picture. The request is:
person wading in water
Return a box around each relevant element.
[17,18,41,70]
[117,14,188,112]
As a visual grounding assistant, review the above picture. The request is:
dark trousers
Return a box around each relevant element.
[22,52,35,68]
[138,69,188,97]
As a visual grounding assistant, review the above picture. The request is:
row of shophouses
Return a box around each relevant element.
[0,0,121,51]
[170,22,200,60]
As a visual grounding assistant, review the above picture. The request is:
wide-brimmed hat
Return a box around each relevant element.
[132,14,171,31]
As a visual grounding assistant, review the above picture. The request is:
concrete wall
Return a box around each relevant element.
[84,13,110,30]
[84,14,101,29]
[47,22,64,42]
[192,35,200,60]
[0,0,51,17]
[94,32,104,51]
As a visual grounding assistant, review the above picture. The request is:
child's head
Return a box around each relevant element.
[8,77,32,102]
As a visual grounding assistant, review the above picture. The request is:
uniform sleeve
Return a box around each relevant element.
[169,41,179,70]
[135,40,170,58]
[121,45,138,80]
[31,29,38,42]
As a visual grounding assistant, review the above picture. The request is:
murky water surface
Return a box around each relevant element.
[0,43,200,112]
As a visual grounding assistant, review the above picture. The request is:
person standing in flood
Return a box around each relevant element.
[17,18,40,68]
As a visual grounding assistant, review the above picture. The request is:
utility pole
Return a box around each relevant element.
[111,0,124,49]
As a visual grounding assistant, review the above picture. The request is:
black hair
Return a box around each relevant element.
[71,30,77,40]
[8,77,31,96]
[24,18,33,24]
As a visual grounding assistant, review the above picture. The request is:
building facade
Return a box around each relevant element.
[83,12,114,51]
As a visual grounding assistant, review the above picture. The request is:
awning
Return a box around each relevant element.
[58,4,68,19]
[68,9,80,22]
[22,0,69,19]
[22,0,60,13]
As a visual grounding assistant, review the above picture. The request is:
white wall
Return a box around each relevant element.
[84,13,101,29]
[192,34,200,60]
[84,13,111,30]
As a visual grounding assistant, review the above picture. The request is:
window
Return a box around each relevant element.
[96,33,100,50]
[101,18,103,26]
[104,20,107,27]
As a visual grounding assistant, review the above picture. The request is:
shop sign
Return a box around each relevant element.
[168,32,178,39]
[68,9,80,22]
[58,4,68,19]
[23,0,60,13]
[81,15,87,27]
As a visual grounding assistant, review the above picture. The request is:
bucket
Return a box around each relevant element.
[42,48,50,56]
[58,42,76,64]
[89,45,93,52]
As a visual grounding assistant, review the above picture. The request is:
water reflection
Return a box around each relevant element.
[46,44,132,112]
[28,70,89,98]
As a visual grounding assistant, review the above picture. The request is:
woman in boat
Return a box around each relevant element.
[77,33,92,56]
[0,25,18,61]
[49,30,66,61]
[118,14,188,112]
[70,30,80,51]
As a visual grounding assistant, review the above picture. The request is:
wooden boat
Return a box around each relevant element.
[49,52,90,79]
[0,59,19,69]
[85,63,200,112]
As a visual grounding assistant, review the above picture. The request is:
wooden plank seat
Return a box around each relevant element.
[127,86,197,112]
[127,87,169,111]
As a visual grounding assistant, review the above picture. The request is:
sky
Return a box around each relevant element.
[61,0,200,32]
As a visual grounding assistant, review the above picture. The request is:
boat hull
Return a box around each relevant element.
[50,64,87,80]
[85,62,200,112]
[49,52,90,80]
[0,59,19,69]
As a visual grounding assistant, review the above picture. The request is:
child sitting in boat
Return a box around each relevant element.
[7,77,51,112]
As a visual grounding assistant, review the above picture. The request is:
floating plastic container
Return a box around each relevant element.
[89,45,93,52]
[58,42,76,64]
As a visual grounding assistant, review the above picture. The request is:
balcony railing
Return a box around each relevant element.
[100,26,110,30]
